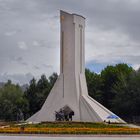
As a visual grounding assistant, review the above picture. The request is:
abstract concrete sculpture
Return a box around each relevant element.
[27,11,125,123]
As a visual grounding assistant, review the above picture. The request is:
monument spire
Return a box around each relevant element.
[27,11,125,123]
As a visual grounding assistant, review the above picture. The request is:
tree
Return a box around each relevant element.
[36,75,51,109]
[0,81,28,121]
[101,63,133,109]
[107,64,135,120]
[49,72,58,87]
[24,78,39,116]
[111,71,140,120]
[85,69,103,103]
[101,65,119,108]
[24,73,58,117]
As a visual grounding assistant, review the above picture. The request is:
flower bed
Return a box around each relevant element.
[0,127,140,134]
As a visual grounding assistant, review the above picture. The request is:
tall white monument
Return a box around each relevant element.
[27,11,125,123]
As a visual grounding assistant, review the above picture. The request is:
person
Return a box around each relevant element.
[55,111,60,121]
[108,120,111,124]
[64,114,69,121]
[69,111,74,121]
[59,109,65,121]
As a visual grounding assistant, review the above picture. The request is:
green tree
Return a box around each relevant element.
[36,75,51,109]
[85,69,103,103]
[24,78,38,116]
[49,72,58,87]
[101,63,133,109]
[112,68,140,120]
[0,81,28,121]
[24,73,58,117]
[101,65,119,108]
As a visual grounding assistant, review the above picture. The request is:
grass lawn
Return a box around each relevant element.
[21,121,123,128]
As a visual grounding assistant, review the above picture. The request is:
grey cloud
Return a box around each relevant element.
[14,56,23,62]
[33,64,53,70]
[17,41,28,50]
[33,65,40,70]
[42,0,140,41]
[42,64,53,69]
[123,55,140,64]
[11,56,28,66]
[4,30,17,36]
[21,62,28,66]
[0,0,140,84]
[32,40,50,48]
[86,0,140,41]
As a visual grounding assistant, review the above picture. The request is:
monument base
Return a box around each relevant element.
[27,74,125,123]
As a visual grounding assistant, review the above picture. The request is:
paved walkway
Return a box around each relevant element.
[1,135,140,140]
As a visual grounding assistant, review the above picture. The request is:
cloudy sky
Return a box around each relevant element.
[0,0,140,84]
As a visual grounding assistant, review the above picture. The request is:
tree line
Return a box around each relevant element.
[0,63,140,122]
[0,73,58,121]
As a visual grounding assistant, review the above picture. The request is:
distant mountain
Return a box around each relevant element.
[0,82,28,92]
[21,84,29,92]
[0,82,4,88]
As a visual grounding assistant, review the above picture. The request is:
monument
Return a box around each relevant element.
[27,11,125,123]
